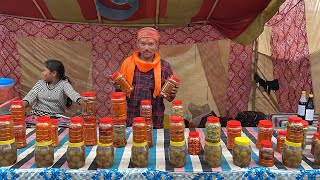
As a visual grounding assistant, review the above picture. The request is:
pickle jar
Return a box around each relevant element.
[204,141,222,168]
[188,131,200,155]
[113,121,127,147]
[232,137,251,168]
[140,100,152,123]
[97,118,114,169]
[131,117,149,168]
[314,139,320,165]
[258,140,274,167]
[170,116,185,142]
[81,92,96,120]
[111,92,127,122]
[256,120,273,149]
[13,120,27,149]
[160,75,180,100]
[276,130,286,153]
[205,116,221,143]
[35,116,53,168]
[169,141,187,168]
[51,119,59,148]
[10,100,25,122]
[227,120,242,149]
[286,116,303,143]
[0,115,17,167]
[111,71,134,96]
[301,120,309,149]
[146,120,153,147]
[172,100,183,118]
[311,133,319,155]
[282,139,302,168]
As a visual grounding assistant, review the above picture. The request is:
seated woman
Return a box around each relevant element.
[23,59,81,124]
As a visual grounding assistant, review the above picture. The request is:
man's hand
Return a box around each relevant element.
[168,84,179,102]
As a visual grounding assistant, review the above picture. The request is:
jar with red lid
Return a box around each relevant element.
[258,140,274,167]
[13,121,26,149]
[256,120,274,149]
[69,117,84,143]
[188,131,200,155]
[111,92,127,122]
[0,115,17,167]
[36,116,51,142]
[301,120,309,149]
[0,115,15,141]
[111,71,134,96]
[170,116,185,142]
[226,120,242,149]
[99,117,113,145]
[81,92,96,120]
[51,119,59,148]
[276,130,286,153]
[67,117,85,169]
[205,116,221,143]
[146,120,153,147]
[311,132,319,155]
[96,117,114,169]
[172,100,183,118]
[131,117,149,168]
[84,119,97,146]
[286,116,303,143]
[160,75,180,100]
[10,100,25,122]
[140,100,152,124]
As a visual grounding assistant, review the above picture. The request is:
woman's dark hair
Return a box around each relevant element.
[44,59,73,108]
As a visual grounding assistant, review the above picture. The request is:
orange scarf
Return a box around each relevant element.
[120,50,161,98]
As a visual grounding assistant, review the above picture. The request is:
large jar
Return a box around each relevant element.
[0,115,15,141]
[51,119,59,148]
[170,116,185,142]
[84,119,97,146]
[146,120,153,147]
[188,132,200,155]
[67,142,85,169]
[301,120,309,149]
[0,78,14,104]
[131,117,149,168]
[35,116,53,168]
[160,75,180,100]
[286,116,303,143]
[258,140,274,167]
[232,137,251,168]
[312,133,319,155]
[111,92,127,122]
[169,141,187,168]
[13,121,27,149]
[69,117,84,143]
[113,121,127,147]
[96,143,114,169]
[172,100,183,118]
[256,120,274,149]
[81,92,96,120]
[0,115,17,167]
[140,100,152,123]
[111,71,134,96]
[282,139,302,168]
[132,117,147,143]
[205,116,221,143]
[99,117,113,145]
[10,100,25,122]
[227,120,242,149]
[36,116,51,142]
[276,130,286,153]
[204,141,222,168]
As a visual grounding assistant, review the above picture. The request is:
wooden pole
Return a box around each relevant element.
[252,39,259,111]
[94,0,102,24]
[33,0,47,20]
[155,0,160,29]
[205,0,219,23]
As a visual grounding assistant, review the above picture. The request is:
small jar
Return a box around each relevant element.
[69,117,84,143]
[51,119,59,148]
[172,100,183,118]
[301,120,309,149]
[258,140,274,167]
[146,121,153,147]
[205,116,221,143]
[34,142,54,168]
[113,121,127,147]
[286,116,303,143]
[226,120,242,149]
[13,121,27,149]
[99,117,114,145]
[256,120,273,149]
[282,139,302,168]
[160,75,180,100]
[169,141,187,168]
[188,132,200,155]
[311,133,319,155]
[170,116,185,142]
[131,117,149,168]
[36,116,51,142]
[81,92,96,120]
[67,142,85,169]
[84,119,97,146]
[140,100,152,123]
[314,140,320,165]
[111,71,134,96]
[204,141,222,168]
[232,137,251,168]
[10,100,25,122]
[111,92,127,122]
[276,130,286,153]
[96,144,114,169]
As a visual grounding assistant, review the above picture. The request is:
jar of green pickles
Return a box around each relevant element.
[204,141,222,168]
[282,139,302,168]
[205,116,221,143]
[232,137,251,168]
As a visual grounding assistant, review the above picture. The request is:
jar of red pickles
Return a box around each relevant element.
[170,116,185,142]
[160,75,180,100]
[67,117,85,169]
[286,116,303,143]
[10,100,25,122]
[146,120,153,147]
[131,117,149,168]
[96,117,114,169]
[276,130,286,153]
[140,100,152,123]
[13,121,27,149]
[258,140,274,167]
[301,120,309,149]
[113,121,126,147]
[111,92,127,122]
[188,131,200,155]
[84,119,97,146]
[51,119,59,148]
[0,115,17,167]
[35,116,53,168]
[69,117,84,143]
[99,117,113,145]
[111,71,134,96]
[226,120,242,149]
[81,92,96,120]
[256,120,273,149]
[311,133,319,155]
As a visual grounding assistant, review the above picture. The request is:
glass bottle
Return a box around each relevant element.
[305,94,314,125]
[297,91,307,119]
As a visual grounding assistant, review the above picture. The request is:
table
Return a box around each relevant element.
[270,113,319,127]
[1,127,320,179]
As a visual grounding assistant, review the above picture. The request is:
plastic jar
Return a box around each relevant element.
[140,100,152,123]
[113,121,126,147]
[301,120,309,149]
[146,120,153,147]
[276,130,286,153]
[34,142,54,168]
[84,119,97,146]
[205,116,221,143]
[286,116,303,143]
[36,116,51,142]
[111,92,127,122]
[99,117,113,145]
[170,116,185,142]
[258,140,274,167]
[0,78,14,104]
[172,100,183,117]
[256,120,274,149]
[227,120,242,149]
[232,137,251,168]
[311,133,318,155]
[51,119,59,148]
[10,100,25,122]
[96,143,114,169]
[204,141,222,168]
[188,131,200,155]
[160,75,180,100]
[0,115,17,167]
[317,119,320,133]
[67,142,85,169]
[169,141,187,168]
[13,121,27,149]
[111,71,134,96]
[0,115,15,141]
[314,140,320,165]
[81,92,96,120]
[69,117,84,143]
[282,139,302,168]
[131,117,149,168]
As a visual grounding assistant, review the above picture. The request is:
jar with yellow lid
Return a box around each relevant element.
[204,141,222,168]
[232,137,251,168]
[169,140,187,168]
[282,139,302,168]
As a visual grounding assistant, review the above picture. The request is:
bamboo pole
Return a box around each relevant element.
[205,0,219,23]
[252,39,259,111]
[155,0,160,29]
[33,0,47,20]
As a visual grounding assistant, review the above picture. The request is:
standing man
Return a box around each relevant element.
[118,27,178,128]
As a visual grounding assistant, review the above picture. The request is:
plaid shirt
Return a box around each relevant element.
[124,59,173,128]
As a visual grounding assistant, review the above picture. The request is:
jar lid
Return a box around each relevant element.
[207,116,219,123]
[0,78,14,86]
[133,117,145,123]
[0,115,12,121]
[227,120,241,128]
[170,74,180,83]
[171,116,183,123]
[11,100,23,105]
[189,131,199,138]
[146,120,152,125]
[234,137,250,146]
[278,130,286,136]
[37,116,50,123]
[261,140,273,148]
[111,92,126,99]
[288,116,302,123]
[51,119,58,124]
[284,139,302,147]
[259,120,273,128]
[172,100,182,105]
[301,91,306,94]
[100,117,112,124]
[301,120,309,127]
[70,117,83,123]
[111,71,121,79]
[309,94,313,98]
[82,92,96,97]
[141,100,151,105]
[13,121,25,125]
[313,133,319,138]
